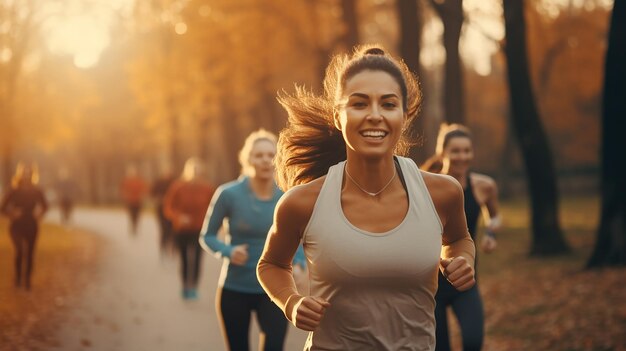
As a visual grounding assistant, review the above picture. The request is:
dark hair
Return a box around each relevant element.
[435,123,472,156]
[275,45,422,190]
[421,123,472,173]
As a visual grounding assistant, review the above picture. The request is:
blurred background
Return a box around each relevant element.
[2,0,624,350]
[0,0,612,202]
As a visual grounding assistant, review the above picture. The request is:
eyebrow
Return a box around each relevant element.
[349,93,400,99]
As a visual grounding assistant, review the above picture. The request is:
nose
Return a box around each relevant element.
[367,105,383,122]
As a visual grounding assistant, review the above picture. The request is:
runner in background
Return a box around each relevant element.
[119,165,148,235]
[422,123,502,351]
[151,165,176,256]
[201,129,306,351]
[1,162,49,290]
[164,157,215,300]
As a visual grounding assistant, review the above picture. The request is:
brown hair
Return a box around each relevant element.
[275,44,422,190]
[421,123,472,173]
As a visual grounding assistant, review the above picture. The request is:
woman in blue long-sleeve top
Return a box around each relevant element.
[200,129,305,351]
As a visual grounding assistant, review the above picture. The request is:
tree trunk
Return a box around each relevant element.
[496,117,517,199]
[198,115,210,165]
[0,2,34,187]
[167,97,182,174]
[397,0,428,163]
[341,0,359,49]
[587,1,626,268]
[221,104,241,180]
[431,0,465,125]
[502,0,569,255]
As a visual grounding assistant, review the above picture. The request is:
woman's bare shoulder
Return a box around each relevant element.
[421,171,462,198]
[276,176,326,224]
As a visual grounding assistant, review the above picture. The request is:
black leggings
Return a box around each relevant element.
[175,232,202,288]
[435,273,484,351]
[156,205,173,253]
[216,287,288,351]
[9,219,38,289]
[127,203,141,233]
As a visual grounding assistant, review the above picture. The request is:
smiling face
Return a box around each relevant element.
[247,139,276,181]
[335,70,406,160]
[442,136,474,175]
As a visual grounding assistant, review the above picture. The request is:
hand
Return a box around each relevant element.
[179,214,191,225]
[480,236,497,253]
[229,244,249,265]
[440,257,475,291]
[292,296,330,331]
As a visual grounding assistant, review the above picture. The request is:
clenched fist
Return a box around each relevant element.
[292,296,331,331]
[440,257,475,291]
[230,244,249,266]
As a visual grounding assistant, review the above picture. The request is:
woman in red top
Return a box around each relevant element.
[1,162,48,290]
[119,165,148,235]
[164,157,215,299]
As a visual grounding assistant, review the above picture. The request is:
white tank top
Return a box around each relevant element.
[302,156,443,351]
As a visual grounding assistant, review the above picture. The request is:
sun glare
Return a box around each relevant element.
[42,0,135,69]
[46,16,110,69]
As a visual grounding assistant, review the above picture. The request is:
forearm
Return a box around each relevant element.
[442,234,476,269]
[487,214,502,232]
[257,255,302,321]
[200,232,232,257]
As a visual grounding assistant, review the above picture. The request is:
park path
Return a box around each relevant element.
[45,207,308,351]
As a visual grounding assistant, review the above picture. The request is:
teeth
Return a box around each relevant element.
[361,130,386,137]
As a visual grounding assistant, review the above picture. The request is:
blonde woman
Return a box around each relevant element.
[1,162,48,290]
[200,130,305,351]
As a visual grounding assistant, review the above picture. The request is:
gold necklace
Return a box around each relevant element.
[344,166,396,197]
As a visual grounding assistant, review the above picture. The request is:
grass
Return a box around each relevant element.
[0,219,102,351]
[445,194,626,351]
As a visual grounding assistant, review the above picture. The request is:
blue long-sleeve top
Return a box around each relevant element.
[200,176,305,294]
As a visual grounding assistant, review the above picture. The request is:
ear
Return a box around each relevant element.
[333,111,342,130]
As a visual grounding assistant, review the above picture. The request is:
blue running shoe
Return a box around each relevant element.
[187,288,198,300]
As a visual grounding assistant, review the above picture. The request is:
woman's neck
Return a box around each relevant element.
[248,176,274,199]
[344,156,397,193]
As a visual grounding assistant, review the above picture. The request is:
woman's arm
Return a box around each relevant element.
[257,183,329,330]
[483,177,501,233]
[475,174,501,253]
[199,187,234,258]
[36,187,49,219]
[163,181,182,223]
[424,172,476,291]
[0,190,13,217]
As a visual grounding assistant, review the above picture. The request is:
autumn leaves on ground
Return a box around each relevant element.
[0,221,102,351]
[1,197,625,351]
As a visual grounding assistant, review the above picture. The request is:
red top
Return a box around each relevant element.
[163,179,215,232]
[120,176,148,205]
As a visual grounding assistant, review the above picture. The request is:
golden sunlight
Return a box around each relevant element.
[42,0,134,69]
[46,15,110,69]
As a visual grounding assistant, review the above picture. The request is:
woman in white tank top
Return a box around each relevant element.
[257,45,476,351]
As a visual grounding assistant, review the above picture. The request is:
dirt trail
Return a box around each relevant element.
[47,208,307,351]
